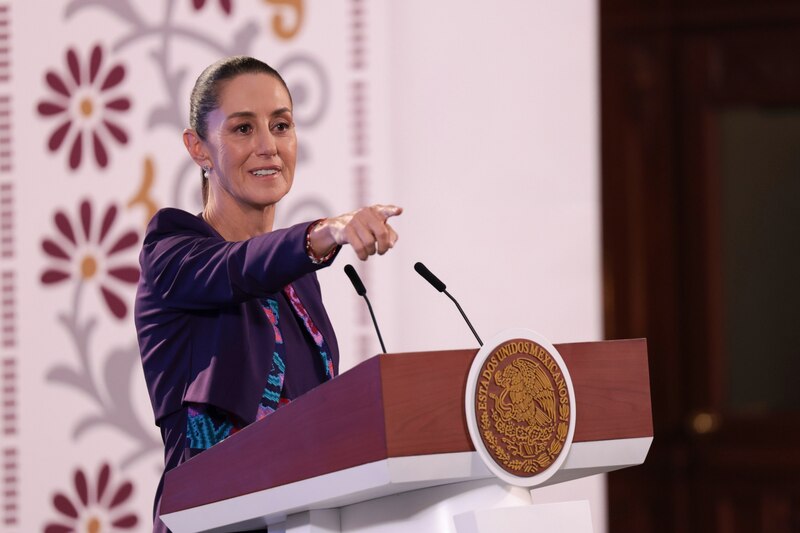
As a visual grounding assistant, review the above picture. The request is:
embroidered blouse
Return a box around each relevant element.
[185,284,335,451]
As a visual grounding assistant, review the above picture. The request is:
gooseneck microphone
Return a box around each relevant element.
[413,262,483,347]
[344,264,387,354]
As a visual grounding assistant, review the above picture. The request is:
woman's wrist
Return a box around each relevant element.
[305,219,338,264]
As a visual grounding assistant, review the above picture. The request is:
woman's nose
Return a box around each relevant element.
[256,128,278,157]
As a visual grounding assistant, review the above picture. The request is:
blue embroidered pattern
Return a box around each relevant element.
[185,285,335,450]
[186,405,235,450]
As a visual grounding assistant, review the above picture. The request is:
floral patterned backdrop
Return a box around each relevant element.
[1,0,607,530]
[4,0,387,530]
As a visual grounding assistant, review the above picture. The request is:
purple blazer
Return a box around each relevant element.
[134,208,340,428]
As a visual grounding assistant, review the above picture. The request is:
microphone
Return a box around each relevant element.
[413,262,483,347]
[344,263,366,296]
[413,262,446,292]
[344,264,387,354]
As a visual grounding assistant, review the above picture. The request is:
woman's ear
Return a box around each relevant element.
[183,129,211,168]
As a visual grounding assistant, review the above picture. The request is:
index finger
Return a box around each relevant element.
[375,204,403,220]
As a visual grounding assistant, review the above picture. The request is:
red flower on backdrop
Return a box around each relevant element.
[192,0,233,15]
[41,199,140,319]
[43,463,138,533]
[37,44,131,170]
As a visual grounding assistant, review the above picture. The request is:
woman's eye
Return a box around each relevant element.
[235,124,252,134]
[274,121,292,132]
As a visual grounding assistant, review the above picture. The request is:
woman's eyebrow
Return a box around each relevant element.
[271,107,292,117]
[225,111,256,121]
[225,108,292,121]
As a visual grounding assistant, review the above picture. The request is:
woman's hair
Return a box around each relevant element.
[189,56,291,205]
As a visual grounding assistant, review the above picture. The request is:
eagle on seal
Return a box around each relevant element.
[494,358,556,427]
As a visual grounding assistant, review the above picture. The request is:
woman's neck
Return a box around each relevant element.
[202,200,276,241]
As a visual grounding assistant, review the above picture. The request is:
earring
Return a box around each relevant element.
[202,165,211,179]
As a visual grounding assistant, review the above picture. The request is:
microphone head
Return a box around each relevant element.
[414,262,446,292]
[344,264,367,296]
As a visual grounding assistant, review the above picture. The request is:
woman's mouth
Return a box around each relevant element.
[251,168,279,177]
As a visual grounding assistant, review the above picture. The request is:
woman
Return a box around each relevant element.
[135,56,401,533]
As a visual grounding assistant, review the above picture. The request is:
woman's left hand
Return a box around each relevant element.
[309,204,403,261]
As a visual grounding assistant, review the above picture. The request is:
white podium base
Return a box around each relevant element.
[340,478,530,533]
[454,500,593,533]
[271,509,341,533]
[269,480,592,533]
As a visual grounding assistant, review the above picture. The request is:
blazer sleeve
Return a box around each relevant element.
[138,208,337,309]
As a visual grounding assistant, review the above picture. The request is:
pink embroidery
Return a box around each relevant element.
[283,284,324,347]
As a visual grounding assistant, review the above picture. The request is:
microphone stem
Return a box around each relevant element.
[443,290,483,347]
[363,293,387,354]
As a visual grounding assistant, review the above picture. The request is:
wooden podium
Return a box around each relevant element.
[160,338,652,533]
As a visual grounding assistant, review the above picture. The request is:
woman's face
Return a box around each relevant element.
[202,73,296,212]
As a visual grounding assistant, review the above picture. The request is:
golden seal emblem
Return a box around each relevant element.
[474,338,571,477]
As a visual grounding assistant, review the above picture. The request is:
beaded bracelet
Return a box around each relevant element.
[305,219,338,264]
